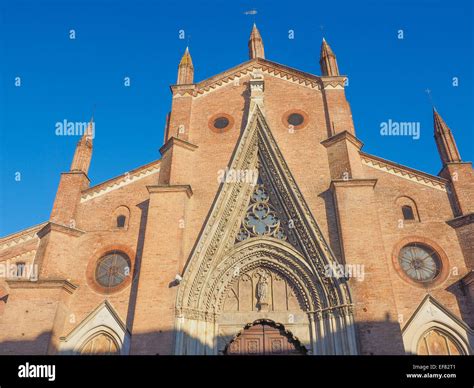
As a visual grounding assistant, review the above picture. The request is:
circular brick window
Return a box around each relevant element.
[287,113,304,127]
[214,117,229,129]
[398,243,441,283]
[282,110,308,130]
[95,252,131,288]
[209,113,234,133]
[87,246,135,294]
[392,237,449,288]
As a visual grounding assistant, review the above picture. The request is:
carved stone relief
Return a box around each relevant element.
[223,267,304,313]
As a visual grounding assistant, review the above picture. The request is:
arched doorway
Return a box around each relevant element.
[224,320,307,355]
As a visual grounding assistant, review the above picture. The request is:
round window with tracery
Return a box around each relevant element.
[95,252,131,289]
[398,243,441,283]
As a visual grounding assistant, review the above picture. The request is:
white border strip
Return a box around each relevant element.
[362,159,447,192]
[81,166,160,203]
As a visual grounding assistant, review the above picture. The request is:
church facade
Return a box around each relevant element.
[0,25,473,355]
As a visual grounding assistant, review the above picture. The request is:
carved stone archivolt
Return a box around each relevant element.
[174,105,356,355]
[204,240,322,314]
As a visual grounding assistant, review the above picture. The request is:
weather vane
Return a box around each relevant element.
[244,9,258,23]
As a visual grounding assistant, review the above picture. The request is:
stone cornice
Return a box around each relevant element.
[37,222,85,239]
[361,152,448,192]
[6,278,79,294]
[60,170,90,183]
[170,84,197,94]
[320,76,347,89]
[446,213,474,228]
[159,136,199,156]
[438,161,473,176]
[321,130,363,150]
[330,178,378,190]
[147,184,193,198]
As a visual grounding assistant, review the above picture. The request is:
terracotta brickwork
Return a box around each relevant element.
[0,27,472,355]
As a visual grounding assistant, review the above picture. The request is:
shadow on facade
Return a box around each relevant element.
[123,316,408,355]
[0,331,56,355]
[446,281,474,333]
[318,189,344,262]
[0,317,413,355]
[125,200,149,332]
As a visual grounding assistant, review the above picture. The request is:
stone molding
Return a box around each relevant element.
[37,222,85,239]
[321,130,364,150]
[6,278,78,294]
[147,184,193,198]
[159,136,199,155]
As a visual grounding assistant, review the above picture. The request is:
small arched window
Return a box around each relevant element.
[116,215,126,228]
[396,196,420,222]
[112,206,130,230]
[16,262,26,277]
[402,205,415,221]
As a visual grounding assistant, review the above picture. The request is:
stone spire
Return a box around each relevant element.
[70,117,93,174]
[248,23,265,59]
[319,38,339,76]
[177,47,194,84]
[433,108,461,165]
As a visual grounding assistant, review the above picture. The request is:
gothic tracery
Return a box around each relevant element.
[235,180,288,243]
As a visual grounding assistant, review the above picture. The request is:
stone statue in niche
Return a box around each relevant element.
[256,270,269,311]
[222,267,304,313]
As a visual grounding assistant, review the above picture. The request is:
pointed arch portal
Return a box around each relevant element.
[175,104,358,355]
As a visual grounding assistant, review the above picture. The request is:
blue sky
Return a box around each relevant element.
[0,0,472,236]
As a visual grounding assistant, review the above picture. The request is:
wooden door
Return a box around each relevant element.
[226,322,305,355]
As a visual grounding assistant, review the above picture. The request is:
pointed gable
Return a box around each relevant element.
[402,295,473,355]
[177,104,352,314]
[59,300,130,355]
